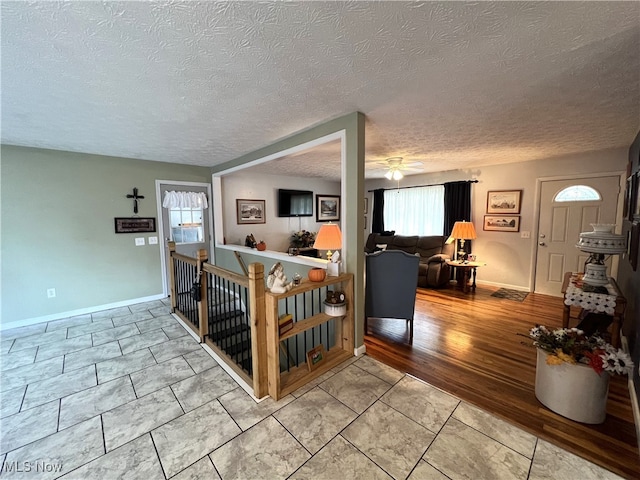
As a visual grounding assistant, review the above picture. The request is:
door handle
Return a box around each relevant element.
[539,242,546,246]
[539,234,546,238]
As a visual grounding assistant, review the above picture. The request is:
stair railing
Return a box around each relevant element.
[167,243,353,401]
[167,242,268,398]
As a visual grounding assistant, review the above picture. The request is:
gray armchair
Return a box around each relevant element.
[365,250,420,342]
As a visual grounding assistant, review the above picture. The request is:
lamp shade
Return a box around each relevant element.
[450,221,477,240]
[313,223,342,251]
[576,224,626,254]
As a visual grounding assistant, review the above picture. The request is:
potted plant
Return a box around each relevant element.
[290,230,316,249]
[522,326,633,424]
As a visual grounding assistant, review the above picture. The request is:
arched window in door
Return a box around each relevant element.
[554,185,601,202]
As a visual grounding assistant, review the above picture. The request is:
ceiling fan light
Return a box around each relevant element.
[384,170,394,180]
[392,169,403,180]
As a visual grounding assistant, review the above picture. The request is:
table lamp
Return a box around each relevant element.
[313,223,342,276]
[576,224,626,286]
[447,221,477,262]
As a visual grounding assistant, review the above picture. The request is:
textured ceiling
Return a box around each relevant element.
[2,1,639,180]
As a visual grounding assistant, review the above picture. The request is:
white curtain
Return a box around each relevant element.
[162,191,208,209]
[383,185,444,235]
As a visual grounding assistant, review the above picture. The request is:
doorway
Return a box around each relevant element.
[534,175,621,296]
[156,181,213,296]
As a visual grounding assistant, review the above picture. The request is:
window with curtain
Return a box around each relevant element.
[383,185,444,235]
[162,191,208,244]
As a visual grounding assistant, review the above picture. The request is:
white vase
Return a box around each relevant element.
[535,349,610,424]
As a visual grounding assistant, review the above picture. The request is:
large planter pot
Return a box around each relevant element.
[535,349,609,424]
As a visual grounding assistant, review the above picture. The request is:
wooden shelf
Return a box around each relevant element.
[268,273,352,300]
[279,348,352,398]
[279,312,344,341]
[265,272,354,400]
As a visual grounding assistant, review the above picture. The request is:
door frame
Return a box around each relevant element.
[530,171,625,294]
[155,180,214,297]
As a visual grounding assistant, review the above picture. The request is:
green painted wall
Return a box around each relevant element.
[1,145,211,325]
[212,112,367,348]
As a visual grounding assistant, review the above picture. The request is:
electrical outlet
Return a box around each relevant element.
[521,231,531,239]
[148,236,158,245]
[47,288,56,298]
[135,237,145,246]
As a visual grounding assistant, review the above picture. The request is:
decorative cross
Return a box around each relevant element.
[126,187,145,214]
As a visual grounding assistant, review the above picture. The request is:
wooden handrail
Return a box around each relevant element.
[168,241,340,400]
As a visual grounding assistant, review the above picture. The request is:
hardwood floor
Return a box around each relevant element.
[364,283,639,479]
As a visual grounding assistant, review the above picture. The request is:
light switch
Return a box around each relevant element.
[135,237,145,246]
[148,236,158,245]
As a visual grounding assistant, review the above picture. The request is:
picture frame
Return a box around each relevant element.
[487,190,522,214]
[483,215,520,232]
[316,195,340,222]
[623,175,632,220]
[630,222,639,272]
[114,217,156,233]
[633,172,640,222]
[306,344,326,372]
[236,199,265,224]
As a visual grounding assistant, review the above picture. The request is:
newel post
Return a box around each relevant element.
[168,241,177,312]
[248,263,268,398]
[196,249,208,343]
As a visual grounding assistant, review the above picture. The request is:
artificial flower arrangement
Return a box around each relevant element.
[290,230,316,248]
[523,326,633,376]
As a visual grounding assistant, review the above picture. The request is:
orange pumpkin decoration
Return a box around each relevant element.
[308,268,326,282]
[256,241,267,251]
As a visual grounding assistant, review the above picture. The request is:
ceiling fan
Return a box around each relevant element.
[374,157,423,180]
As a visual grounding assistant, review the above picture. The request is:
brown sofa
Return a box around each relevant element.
[365,233,454,288]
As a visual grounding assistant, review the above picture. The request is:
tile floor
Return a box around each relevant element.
[0,300,624,479]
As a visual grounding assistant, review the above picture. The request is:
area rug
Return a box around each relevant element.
[491,288,529,302]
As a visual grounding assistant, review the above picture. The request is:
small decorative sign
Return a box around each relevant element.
[114,217,156,234]
[306,344,326,372]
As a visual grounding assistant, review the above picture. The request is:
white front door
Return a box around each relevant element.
[157,182,213,296]
[534,176,620,296]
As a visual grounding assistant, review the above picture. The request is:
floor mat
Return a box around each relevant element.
[491,288,529,302]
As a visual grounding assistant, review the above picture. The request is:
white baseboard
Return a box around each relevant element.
[1,294,166,331]
[355,344,366,356]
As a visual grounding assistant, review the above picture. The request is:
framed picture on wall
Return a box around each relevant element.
[483,215,520,232]
[236,199,265,224]
[633,172,640,222]
[316,195,340,222]
[629,222,639,271]
[487,190,522,214]
[623,175,632,220]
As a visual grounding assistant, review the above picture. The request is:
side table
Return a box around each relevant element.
[446,260,485,293]
[560,272,626,348]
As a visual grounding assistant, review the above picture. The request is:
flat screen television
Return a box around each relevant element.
[278,189,313,217]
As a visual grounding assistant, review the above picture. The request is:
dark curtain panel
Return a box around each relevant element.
[444,181,472,250]
[371,189,385,233]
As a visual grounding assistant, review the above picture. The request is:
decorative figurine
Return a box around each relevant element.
[267,262,293,293]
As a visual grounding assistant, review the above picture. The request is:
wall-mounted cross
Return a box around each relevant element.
[126,187,145,214]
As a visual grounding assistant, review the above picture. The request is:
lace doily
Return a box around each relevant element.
[564,280,617,315]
